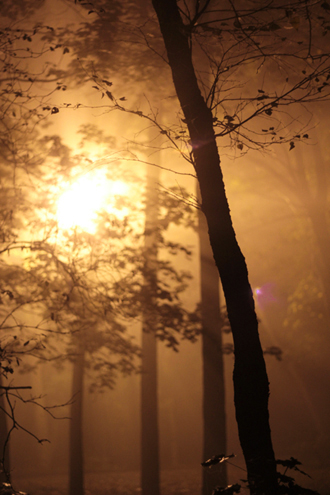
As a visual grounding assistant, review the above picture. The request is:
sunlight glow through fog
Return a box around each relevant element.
[57,171,128,233]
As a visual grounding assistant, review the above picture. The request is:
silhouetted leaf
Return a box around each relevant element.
[277,457,301,469]
[202,453,235,467]
[224,115,234,122]
[263,346,282,361]
[213,484,241,494]
[277,472,295,484]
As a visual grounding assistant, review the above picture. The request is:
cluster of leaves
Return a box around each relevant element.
[41,0,166,90]
[0,20,70,130]
[203,455,320,494]
[276,457,319,494]
[0,14,200,386]
[283,272,328,363]
[0,13,201,475]
[6,146,200,391]
[285,274,325,326]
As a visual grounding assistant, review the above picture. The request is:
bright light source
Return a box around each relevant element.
[109,180,128,196]
[57,169,129,233]
[56,163,131,234]
[57,173,107,233]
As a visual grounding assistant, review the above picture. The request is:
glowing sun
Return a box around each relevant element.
[57,171,127,233]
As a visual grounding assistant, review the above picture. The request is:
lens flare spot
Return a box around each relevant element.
[254,283,276,308]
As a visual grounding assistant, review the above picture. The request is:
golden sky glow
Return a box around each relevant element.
[57,170,128,233]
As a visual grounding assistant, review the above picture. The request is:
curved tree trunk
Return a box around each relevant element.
[69,341,85,495]
[141,163,160,495]
[198,186,227,494]
[151,2,278,493]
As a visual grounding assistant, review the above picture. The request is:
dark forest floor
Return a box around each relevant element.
[12,469,204,495]
[12,465,329,495]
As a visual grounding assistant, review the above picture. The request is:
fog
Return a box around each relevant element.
[1,1,330,495]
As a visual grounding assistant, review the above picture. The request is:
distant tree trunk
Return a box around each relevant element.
[0,376,9,483]
[141,163,160,495]
[69,340,85,495]
[151,2,278,493]
[198,186,227,494]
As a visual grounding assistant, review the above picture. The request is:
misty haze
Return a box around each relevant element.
[0,1,330,495]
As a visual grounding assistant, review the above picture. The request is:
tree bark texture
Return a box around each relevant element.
[151,1,278,493]
[69,342,85,495]
[198,185,227,493]
[141,163,160,495]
